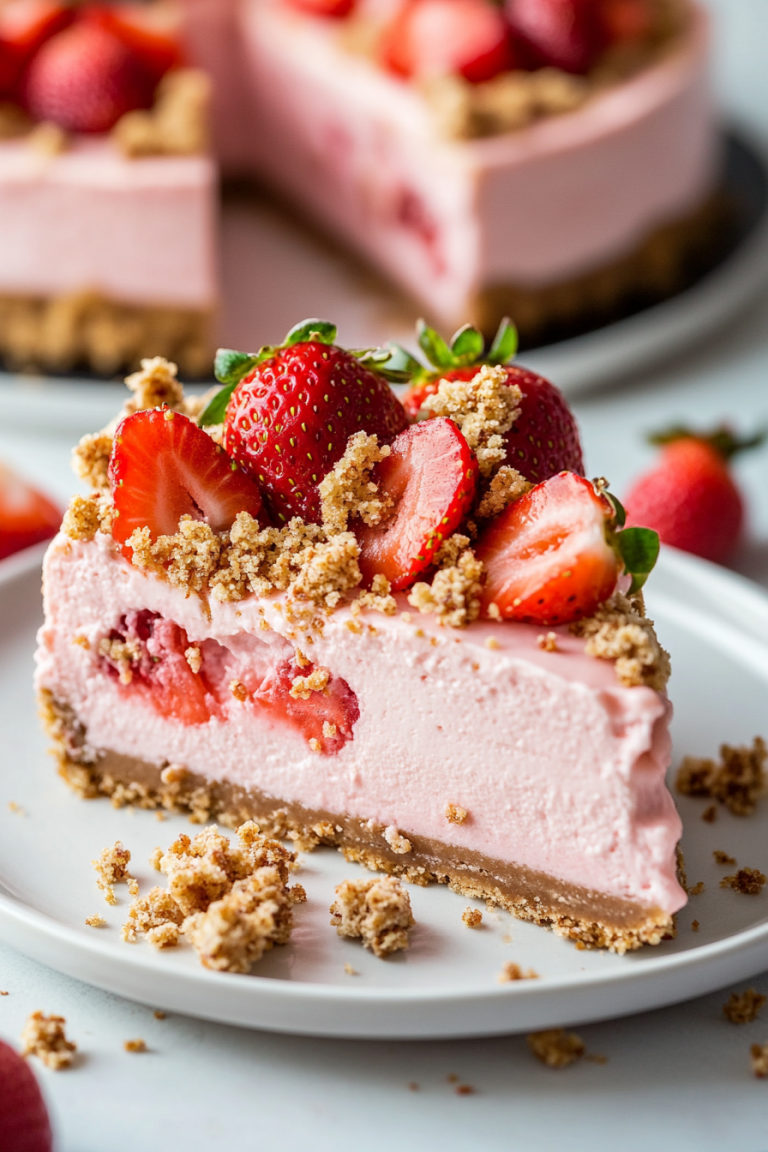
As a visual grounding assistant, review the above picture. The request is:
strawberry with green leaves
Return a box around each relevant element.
[201,319,409,524]
[400,318,584,484]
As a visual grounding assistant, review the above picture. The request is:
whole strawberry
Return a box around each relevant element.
[0,1037,53,1152]
[623,426,765,565]
[203,320,409,524]
[505,0,605,73]
[400,318,584,484]
[24,19,156,133]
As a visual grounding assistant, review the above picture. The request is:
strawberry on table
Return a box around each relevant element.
[505,0,605,74]
[476,471,658,624]
[109,408,264,561]
[0,460,60,561]
[623,425,765,564]
[355,417,478,589]
[380,0,515,84]
[401,318,584,483]
[0,1037,53,1152]
[203,320,408,525]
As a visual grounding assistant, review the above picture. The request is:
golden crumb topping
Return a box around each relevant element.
[330,875,415,958]
[127,518,221,595]
[354,573,397,616]
[290,667,330,700]
[72,431,113,491]
[676,737,766,817]
[408,542,483,628]
[537,632,558,652]
[445,803,468,825]
[723,988,766,1025]
[419,364,521,477]
[85,915,107,928]
[570,592,671,691]
[527,1029,585,1068]
[475,465,531,519]
[61,493,114,541]
[462,908,482,928]
[319,431,393,534]
[92,841,136,906]
[21,1012,76,1071]
[125,356,185,414]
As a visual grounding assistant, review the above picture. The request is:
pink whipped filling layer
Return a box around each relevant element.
[35,532,685,915]
[0,138,218,308]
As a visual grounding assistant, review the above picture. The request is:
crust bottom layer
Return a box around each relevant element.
[40,690,676,954]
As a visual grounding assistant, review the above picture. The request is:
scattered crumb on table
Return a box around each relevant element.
[85,915,107,928]
[720,868,766,895]
[750,1042,768,1078]
[527,1029,585,1069]
[124,1039,146,1053]
[713,850,736,865]
[688,881,705,896]
[153,1010,166,1020]
[498,962,538,982]
[455,1084,475,1095]
[21,1012,76,1070]
[701,805,717,823]
[692,920,700,932]
[724,989,767,1024]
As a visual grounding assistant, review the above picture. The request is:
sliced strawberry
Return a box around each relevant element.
[252,657,359,755]
[286,0,356,18]
[505,0,605,74]
[23,20,157,133]
[0,0,71,99]
[84,3,183,85]
[475,472,619,624]
[0,1037,53,1152]
[109,408,264,561]
[381,0,515,84]
[0,460,60,561]
[355,418,478,590]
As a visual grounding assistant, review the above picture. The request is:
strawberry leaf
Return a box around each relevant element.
[604,490,627,528]
[284,318,337,347]
[450,324,484,365]
[353,343,421,382]
[486,317,518,365]
[214,348,263,386]
[615,526,660,594]
[417,319,456,370]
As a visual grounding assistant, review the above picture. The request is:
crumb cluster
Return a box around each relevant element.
[527,1029,585,1069]
[462,908,482,928]
[330,875,414,958]
[676,737,766,816]
[318,431,392,533]
[498,962,538,982]
[122,823,304,972]
[408,536,483,628]
[720,868,766,896]
[445,803,468,825]
[62,493,114,542]
[419,364,521,478]
[92,841,137,905]
[475,465,531,519]
[124,1038,147,1053]
[723,988,766,1025]
[751,1042,768,1078]
[384,826,413,855]
[21,1012,76,1070]
[570,592,671,691]
[114,68,210,158]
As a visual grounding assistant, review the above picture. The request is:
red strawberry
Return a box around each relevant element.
[623,426,764,564]
[84,4,183,86]
[253,657,359,754]
[600,0,652,45]
[0,1037,53,1152]
[109,408,264,561]
[355,417,478,590]
[23,20,157,133]
[476,472,624,623]
[401,320,584,484]
[287,0,356,18]
[505,0,605,73]
[216,321,408,525]
[0,460,60,561]
[0,0,71,99]
[380,0,515,84]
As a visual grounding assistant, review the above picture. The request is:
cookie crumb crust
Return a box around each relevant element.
[21,1012,76,1070]
[330,875,415,958]
[527,1029,585,1068]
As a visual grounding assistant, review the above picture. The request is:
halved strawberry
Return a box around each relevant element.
[0,0,71,99]
[355,417,478,590]
[0,1037,52,1152]
[0,460,60,561]
[109,408,264,561]
[253,657,359,755]
[381,0,515,84]
[475,472,657,624]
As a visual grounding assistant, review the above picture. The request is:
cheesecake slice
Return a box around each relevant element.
[35,322,685,952]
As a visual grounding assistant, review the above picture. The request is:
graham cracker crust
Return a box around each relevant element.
[0,289,213,379]
[39,689,675,953]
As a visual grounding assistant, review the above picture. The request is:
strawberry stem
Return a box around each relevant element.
[486,317,518,365]
[648,424,767,461]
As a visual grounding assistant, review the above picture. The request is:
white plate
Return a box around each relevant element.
[0,545,767,1039]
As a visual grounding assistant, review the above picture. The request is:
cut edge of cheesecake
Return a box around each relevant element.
[40,689,676,955]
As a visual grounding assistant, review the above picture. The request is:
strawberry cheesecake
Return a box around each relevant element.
[0,1,216,377]
[35,319,684,952]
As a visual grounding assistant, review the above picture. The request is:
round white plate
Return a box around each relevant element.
[0,545,767,1039]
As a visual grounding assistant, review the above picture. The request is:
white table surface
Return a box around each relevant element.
[3,2,768,1148]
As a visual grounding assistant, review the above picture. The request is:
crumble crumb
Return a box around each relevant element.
[99,636,141,685]
[714,850,736,866]
[124,1039,146,1053]
[322,722,337,740]
[570,592,670,691]
[319,431,393,534]
[384,826,412,855]
[688,881,705,896]
[445,803,468,825]
[408,1081,419,1091]
[154,1010,166,1019]
[114,68,210,158]
[290,667,330,700]
[419,365,522,477]
[750,1042,768,1078]
[229,679,248,702]
[692,920,700,932]
[85,915,107,928]
[720,868,766,896]
[485,636,500,650]
[498,962,539,982]
[455,1084,475,1095]
[127,516,221,596]
[295,648,311,668]
[702,805,717,823]
[344,963,359,976]
[7,801,24,815]
[308,738,322,752]
[124,356,184,413]
[92,841,135,906]
[72,633,90,649]
[486,602,501,621]
[476,465,532,518]
[184,646,202,674]
[527,1029,585,1069]
[462,908,483,928]
[356,573,397,616]
[537,632,558,652]
[724,989,767,1024]
[408,545,483,629]
[21,1012,76,1070]
[61,493,114,541]
[72,430,113,491]
[330,875,415,958]
[676,737,766,816]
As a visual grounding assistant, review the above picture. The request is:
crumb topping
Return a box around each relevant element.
[354,573,397,615]
[290,667,330,700]
[676,737,766,816]
[419,364,521,477]
[330,875,415,958]
[21,1012,76,1070]
[537,632,558,652]
[72,431,113,491]
[124,356,185,414]
[724,988,766,1025]
[570,591,671,691]
[127,517,221,595]
[499,962,539,982]
[184,645,202,674]
[720,868,766,896]
[475,465,532,519]
[751,1042,768,1078]
[408,541,483,628]
[92,841,135,906]
[527,1029,585,1068]
[62,493,114,541]
[384,825,413,854]
[462,907,482,928]
[318,431,392,534]
[445,803,468,825]
[113,68,210,158]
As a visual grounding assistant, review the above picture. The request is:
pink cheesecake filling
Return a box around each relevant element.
[36,532,685,916]
[0,138,218,309]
